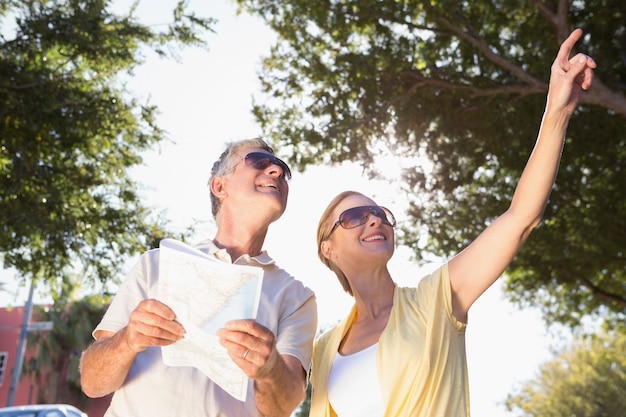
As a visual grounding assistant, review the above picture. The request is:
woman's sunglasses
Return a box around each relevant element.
[244,152,292,181]
[328,205,396,236]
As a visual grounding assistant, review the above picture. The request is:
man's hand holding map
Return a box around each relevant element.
[158,238,264,401]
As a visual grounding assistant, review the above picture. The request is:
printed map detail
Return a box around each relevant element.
[158,238,264,401]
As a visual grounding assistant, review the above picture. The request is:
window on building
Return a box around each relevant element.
[0,351,7,386]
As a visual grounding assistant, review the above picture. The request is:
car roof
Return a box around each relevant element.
[0,404,87,417]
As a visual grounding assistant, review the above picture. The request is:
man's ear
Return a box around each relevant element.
[210,176,227,200]
[320,240,333,260]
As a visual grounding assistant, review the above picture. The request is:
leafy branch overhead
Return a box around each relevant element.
[235,0,626,327]
[0,0,214,295]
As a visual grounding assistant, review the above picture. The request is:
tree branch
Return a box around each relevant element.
[434,15,547,89]
[580,276,626,309]
[413,4,626,118]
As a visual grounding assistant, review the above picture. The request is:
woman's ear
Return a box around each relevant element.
[320,240,333,260]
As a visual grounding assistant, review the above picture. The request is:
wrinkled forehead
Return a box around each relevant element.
[334,194,377,217]
[235,146,272,159]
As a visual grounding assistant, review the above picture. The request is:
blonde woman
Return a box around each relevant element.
[310,29,595,417]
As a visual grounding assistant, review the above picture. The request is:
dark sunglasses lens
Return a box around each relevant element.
[245,153,291,180]
[339,206,396,229]
[340,207,372,228]
[379,207,396,227]
[250,156,271,170]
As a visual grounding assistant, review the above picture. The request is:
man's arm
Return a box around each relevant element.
[218,320,308,417]
[254,354,307,416]
[80,299,185,398]
[80,328,138,398]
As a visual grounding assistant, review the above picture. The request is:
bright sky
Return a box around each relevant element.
[1,1,568,415]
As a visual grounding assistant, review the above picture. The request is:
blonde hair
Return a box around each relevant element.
[316,191,364,296]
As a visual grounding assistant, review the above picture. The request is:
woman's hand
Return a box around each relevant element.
[546,28,596,116]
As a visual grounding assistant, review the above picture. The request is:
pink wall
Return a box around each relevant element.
[0,306,35,406]
[0,307,111,416]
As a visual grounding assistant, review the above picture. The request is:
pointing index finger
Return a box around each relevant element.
[557,28,584,69]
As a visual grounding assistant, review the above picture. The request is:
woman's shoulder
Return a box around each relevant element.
[315,307,356,350]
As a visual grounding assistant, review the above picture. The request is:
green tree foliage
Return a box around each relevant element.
[505,331,626,417]
[26,291,111,405]
[234,0,626,327]
[0,0,214,295]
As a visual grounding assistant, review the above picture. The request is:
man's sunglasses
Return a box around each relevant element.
[328,205,396,236]
[244,152,292,181]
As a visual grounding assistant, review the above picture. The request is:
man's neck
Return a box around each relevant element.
[212,223,268,261]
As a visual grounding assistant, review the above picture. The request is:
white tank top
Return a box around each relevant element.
[327,343,385,417]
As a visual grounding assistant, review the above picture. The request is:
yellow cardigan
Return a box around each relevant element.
[310,264,470,417]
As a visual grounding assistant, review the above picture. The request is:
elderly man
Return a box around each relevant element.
[80,138,317,417]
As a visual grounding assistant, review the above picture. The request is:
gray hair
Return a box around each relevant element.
[209,138,275,218]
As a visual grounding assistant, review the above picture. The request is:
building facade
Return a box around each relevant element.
[0,306,110,416]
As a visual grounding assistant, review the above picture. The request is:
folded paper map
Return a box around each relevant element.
[158,238,264,401]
